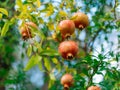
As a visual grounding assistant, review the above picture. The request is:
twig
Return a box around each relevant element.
[88,28,102,52]
[113,0,117,20]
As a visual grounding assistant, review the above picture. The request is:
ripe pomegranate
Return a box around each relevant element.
[61,74,74,90]
[58,20,75,38]
[72,12,89,29]
[58,40,79,60]
[20,22,37,40]
[87,86,101,90]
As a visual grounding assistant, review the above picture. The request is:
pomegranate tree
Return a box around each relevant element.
[58,20,75,38]
[72,12,89,29]
[58,40,79,60]
[61,74,74,89]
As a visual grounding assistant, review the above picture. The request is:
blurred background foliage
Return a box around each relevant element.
[0,0,120,90]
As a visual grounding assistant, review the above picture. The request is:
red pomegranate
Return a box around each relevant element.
[61,74,74,89]
[58,40,79,60]
[20,22,37,40]
[58,20,75,38]
[20,26,32,40]
[72,12,89,29]
[87,86,101,90]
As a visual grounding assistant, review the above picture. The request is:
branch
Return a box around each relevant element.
[88,28,101,52]
[113,0,117,20]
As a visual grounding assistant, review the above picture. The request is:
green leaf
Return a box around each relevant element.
[1,21,10,37]
[49,73,56,80]
[27,45,32,57]
[0,13,2,19]
[40,49,59,56]
[36,0,41,7]
[47,22,54,31]
[30,26,45,39]
[37,30,45,40]
[38,61,44,71]
[39,17,44,24]
[10,18,16,25]
[45,4,54,17]
[66,68,77,74]
[59,10,67,17]
[16,0,23,11]
[98,54,105,60]
[70,14,77,20]
[48,80,55,88]
[44,57,51,71]
[33,45,38,52]
[24,54,42,71]
[56,63,61,72]
[96,71,104,76]
[52,58,58,64]
[0,8,8,16]
[34,41,42,53]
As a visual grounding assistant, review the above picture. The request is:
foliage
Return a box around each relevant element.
[0,0,120,90]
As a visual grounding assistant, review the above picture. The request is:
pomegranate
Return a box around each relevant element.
[58,20,75,38]
[20,26,32,40]
[58,40,79,60]
[61,74,74,89]
[72,12,89,29]
[87,86,101,90]
[20,22,37,40]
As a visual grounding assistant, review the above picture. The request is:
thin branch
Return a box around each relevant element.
[88,28,102,52]
[113,0,117,20]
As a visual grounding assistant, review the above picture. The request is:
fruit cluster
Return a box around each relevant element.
[57,12,100,90]
[58,12,89,60]
[55,12,81,89]
[19,11,100,89]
